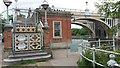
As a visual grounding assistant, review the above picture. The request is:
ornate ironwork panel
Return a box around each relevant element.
[15,33,41,51]
[29,33,41,50]
[13,9,43,51]
[16,26,36,32]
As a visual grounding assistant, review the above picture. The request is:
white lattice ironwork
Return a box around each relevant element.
[15,34,28,51]
[13,8,44,51]
[16,26,36,32]
[15,33,42,51]
[29,33,41,50]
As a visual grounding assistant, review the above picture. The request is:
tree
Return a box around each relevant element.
[72,28,88,36]
[95,0,120,18]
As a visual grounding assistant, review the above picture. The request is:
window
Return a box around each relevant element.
[53,21,62,38]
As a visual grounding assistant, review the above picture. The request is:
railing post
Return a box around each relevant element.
[50,40,52,49]
[79,43,83,61]
[92,45,96,68]
[107,54,117,68]
[113,35,115,51]
[98,39,101,47]
[79,39,84,61]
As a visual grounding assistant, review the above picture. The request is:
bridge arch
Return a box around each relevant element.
[72,22,96,38]
[75,17,111,38]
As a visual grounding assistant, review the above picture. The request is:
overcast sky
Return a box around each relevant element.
[0,0,100,13]
[0,0,101,29]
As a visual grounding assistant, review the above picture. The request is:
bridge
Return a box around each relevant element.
[0,8,120,39]
[54,8,120,39]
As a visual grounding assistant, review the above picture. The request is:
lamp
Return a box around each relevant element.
[14,0,18,9]
[3,0,13,28]
[41,0,49,29]
[84,1,90,17]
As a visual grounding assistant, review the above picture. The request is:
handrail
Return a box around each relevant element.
[53,7,99,15]
[79,39,120,68]
[80,53,104,67]
[81,45,120,55]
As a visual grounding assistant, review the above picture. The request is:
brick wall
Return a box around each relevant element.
[4,28,12,48]
[42,14,72,46]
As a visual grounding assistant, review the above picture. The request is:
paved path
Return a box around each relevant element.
[1,49,80,68]
[36,49,80,67]
[0,37,3,68]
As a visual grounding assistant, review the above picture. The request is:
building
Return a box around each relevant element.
[37,7,72,48]
[3,7,72,63]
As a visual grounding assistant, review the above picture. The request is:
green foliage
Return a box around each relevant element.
[72,28,89,37]
[10,60,36,66]
[77,57,93,68]
[8,58,46,67]
[98,43,113,51]
[107,24,119,36]
[95,52,109,67]
[95,0,120,18]
[0,19,5,33]
[0,19,2,32]
[72,35,89,39]
[114,49,120,63]
[0,14,13,33]
[77,45,120,68]
[111,25,118,35]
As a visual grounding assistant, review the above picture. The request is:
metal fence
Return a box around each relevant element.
[79,38,120,68]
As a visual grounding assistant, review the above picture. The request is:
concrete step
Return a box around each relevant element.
[14,50,43,54]
[8,52,48,59]
[4,54,51,62]
[3,50,52,66]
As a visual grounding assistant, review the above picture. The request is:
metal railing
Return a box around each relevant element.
[79,39,120,68]
[52,7,100,15]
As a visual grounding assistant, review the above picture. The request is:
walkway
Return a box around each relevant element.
[25,49,80,68]
[0,36,3,68]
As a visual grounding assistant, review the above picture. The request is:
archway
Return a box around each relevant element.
[72,22,95,38]
[75,17,111,38]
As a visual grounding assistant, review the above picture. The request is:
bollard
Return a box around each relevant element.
[107,54,117,68]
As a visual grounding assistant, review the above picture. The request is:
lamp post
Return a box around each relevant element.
[3,0,13,28]
[41,0,49,29]
[85,1,89,17]
[14,0,18,9]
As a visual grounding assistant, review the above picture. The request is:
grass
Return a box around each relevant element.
[4,58,46,68]
[10,60,36,66]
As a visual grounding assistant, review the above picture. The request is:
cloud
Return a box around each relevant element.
[0,0,98,14]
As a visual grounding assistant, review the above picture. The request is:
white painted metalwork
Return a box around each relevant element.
[11,8,44,51]
[79,39,120,68]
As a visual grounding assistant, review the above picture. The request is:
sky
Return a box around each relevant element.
[0,0,100,29]
[0,0,100,13]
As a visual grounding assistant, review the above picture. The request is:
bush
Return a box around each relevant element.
[77,58,93,68]
[77,46,120,68]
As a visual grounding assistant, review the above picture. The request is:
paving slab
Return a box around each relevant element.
[0,40,3,68]
[36,49,80,67]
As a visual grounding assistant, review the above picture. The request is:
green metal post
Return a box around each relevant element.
[92,45,96,68]
[113,35,115,51]
[98,39,100,47]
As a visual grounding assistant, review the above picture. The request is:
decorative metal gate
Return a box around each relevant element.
[15,33,42,51]
[13,9,43,51]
